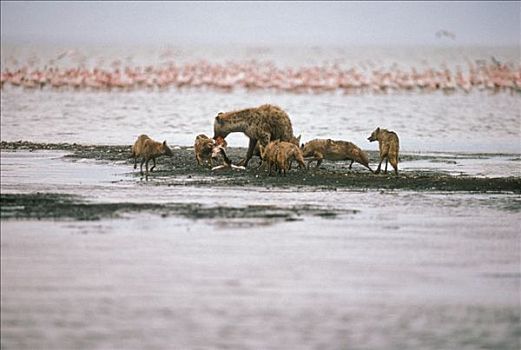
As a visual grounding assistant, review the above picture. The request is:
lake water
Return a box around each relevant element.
[1,150,520,350]
[1,45,520,153]
[1,45,520,349]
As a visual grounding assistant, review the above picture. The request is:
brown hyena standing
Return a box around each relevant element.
[213,104,295,167]
[367,127,399,175]
[301,139,373,173]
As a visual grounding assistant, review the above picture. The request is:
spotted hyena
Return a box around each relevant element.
[213,104,296,167]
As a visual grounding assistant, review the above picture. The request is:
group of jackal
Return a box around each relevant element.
[131,104,400,177]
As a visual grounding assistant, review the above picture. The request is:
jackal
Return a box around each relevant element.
[260,140,305,176]
[301,139,373,172]
[194,134,229,167]
[131,134,173,175]
[275,141,306,176]
[251,133,301,168]
[259,140,281,176]
[213,104,296,167]
[367,127,399,175]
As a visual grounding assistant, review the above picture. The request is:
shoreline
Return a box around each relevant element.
[1,141,520,195]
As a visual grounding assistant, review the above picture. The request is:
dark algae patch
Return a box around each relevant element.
[2,141,520,193]
[1,193,350,222]
[1,193,165,220]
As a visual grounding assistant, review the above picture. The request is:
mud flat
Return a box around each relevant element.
[2,141,520,194]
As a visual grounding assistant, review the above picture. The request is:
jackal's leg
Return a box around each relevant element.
[314,152,324,168]
[375,158,384,174]
[150,157,156,171]
[196,154,202,165]
[349,160,354,169]
[390,157,399,175]
[145,159,150,175]
[256,159,265,170]
[134,157,137,169]
[140,158,145,175]
[384,159,388,174]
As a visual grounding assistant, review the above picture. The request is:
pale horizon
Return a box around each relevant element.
[1,1,520,47]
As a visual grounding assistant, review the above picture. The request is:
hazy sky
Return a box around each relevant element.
[1,1,520,46]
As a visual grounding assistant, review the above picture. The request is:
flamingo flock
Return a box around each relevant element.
[1,59,519,94]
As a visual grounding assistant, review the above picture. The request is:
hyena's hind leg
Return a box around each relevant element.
[239,138,258,167]
[150,157,157,172]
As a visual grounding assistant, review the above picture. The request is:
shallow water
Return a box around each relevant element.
[1,88,520,153]
[1,150,520,349]
[2,44,521,349]
[2,213,519,350]
[1,45,520,154]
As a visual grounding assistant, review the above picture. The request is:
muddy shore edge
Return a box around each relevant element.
[2,141,520,220]
[2,140,520,193]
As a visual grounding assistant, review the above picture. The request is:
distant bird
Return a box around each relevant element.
[491,56,501,67]
[435,30,456,40]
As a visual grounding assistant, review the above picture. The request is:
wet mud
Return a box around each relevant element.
[2,141,519,194]
[1,192,349,222]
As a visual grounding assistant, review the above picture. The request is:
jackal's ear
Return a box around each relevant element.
[163,140,167,146]
[376,127,380,132]
[296,134,301,143]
